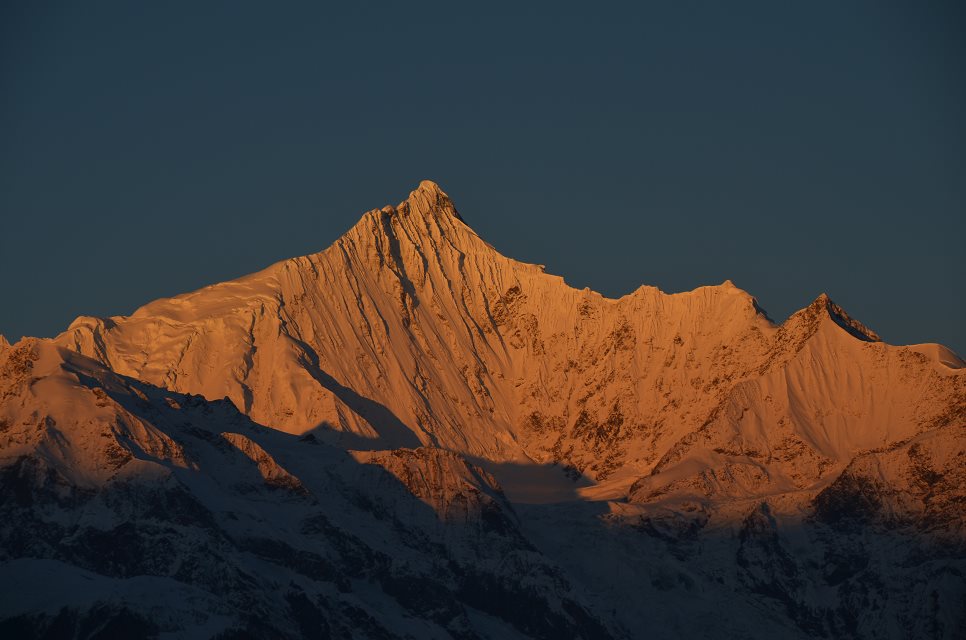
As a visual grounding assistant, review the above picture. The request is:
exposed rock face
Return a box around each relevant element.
[2,181,964,638]
[813,425,966,537]
[351,447,515,528]
[220,431,308,495]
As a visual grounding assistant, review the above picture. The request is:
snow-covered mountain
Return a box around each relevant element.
[2,181,963,638]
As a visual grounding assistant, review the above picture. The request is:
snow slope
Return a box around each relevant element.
[1,180,963,638]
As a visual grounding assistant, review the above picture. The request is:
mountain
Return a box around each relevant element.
[2,181,964,638]
[0,339,612,639]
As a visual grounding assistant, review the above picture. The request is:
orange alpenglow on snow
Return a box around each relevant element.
[52,180,964,493]
[2,181,964,638]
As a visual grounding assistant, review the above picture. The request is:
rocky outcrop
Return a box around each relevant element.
[352,447,515,527]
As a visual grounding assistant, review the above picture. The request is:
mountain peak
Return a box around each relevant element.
[399,179,465,223]
[413,179,445,197]
[812,293,882,342]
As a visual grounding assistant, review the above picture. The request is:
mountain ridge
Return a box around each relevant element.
[57,180,948,348]
[50,181,963,486]
[3,180,964,638]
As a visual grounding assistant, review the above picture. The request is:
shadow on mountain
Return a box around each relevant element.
[286,335,423,449]
[303,418,425,452]
[465,455,597,505]
[304,372,420,448]
[0,366,618,639]
[2,354,964,639]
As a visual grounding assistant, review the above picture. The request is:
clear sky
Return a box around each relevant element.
[2,1,964,353]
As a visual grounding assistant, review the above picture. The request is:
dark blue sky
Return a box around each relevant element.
[2,2,964,353]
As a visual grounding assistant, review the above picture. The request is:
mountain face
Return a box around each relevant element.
[2,181,964,639]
